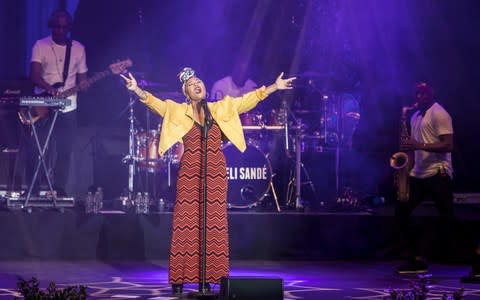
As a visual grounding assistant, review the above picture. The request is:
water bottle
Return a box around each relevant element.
[85,191,93,214]
[158,198,165,212]
[97,187,103,210]
[135,192,143,214]
[143,192,150,214]
[94,187,103,214]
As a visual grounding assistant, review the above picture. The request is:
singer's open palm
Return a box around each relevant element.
[275,72,296,90]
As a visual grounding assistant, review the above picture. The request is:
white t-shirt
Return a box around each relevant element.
[210,76,257,100]
[410,102,453,178]
[31,36,88,113]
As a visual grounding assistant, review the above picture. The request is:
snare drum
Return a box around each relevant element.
[223,143,272,208]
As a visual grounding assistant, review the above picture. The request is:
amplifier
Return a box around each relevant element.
[0,79,33,108]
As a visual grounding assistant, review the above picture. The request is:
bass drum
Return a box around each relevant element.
[223,143,272,209]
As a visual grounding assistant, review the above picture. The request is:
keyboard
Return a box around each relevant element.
[19,96,71,108]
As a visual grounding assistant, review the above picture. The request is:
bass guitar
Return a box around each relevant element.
[19,59,132,125]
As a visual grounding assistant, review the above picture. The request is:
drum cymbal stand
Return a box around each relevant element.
[166,147,173,187]
[282,99,305,210]
[143,100,154,202]
[286,155,320,210]
[282,99,290,154]
[121,93,137,202]
[263,163,281,212]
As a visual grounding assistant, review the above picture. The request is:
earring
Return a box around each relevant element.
[185,97,191,104]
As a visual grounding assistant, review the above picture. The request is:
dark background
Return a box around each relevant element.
[1,0,479,204]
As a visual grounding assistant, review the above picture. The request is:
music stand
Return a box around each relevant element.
[23,107,61,209]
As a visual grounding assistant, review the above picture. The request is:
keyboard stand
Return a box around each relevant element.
[24,108,60,210]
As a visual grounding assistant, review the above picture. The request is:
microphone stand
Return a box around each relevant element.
[188,99,216,299]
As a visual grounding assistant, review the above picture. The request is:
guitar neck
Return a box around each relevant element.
[59,69,110,98]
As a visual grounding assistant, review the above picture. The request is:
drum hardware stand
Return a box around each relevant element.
[321,95,329,145]
[166,147,173,187]
[271,181,280,212]
[286,160,319,210]
[23,108,59,210]
[334,94,341,195]
[121,93,137,202]
[294,133,303,210]
[282,99,290,153]
[281,98,305,211]
[265,170,281,212]
[142,101,155,204]
[325,94,341,199]
[259,153,281,212]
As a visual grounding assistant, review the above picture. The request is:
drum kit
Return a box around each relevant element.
[121,74,360,212]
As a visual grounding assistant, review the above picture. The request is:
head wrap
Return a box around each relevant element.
[178,67,195,84]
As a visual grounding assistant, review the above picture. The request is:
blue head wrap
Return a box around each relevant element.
[178,67,195,84]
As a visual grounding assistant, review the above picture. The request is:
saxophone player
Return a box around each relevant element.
[395,82,455,274]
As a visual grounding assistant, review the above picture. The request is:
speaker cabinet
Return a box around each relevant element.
[220,276,283,300]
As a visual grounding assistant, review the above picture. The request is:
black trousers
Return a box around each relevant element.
[395,172,455,259]
[52,110,77,192]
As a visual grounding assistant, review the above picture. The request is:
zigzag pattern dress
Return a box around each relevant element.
[169,121,229,284]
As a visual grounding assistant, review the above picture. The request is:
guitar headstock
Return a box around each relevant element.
[109,59,133,75]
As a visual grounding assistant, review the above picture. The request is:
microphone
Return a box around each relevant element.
[201,99,212,127]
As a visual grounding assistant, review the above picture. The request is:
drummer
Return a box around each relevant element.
[210,55,258,101]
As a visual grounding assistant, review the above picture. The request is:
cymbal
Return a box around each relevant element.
[294,109,322,114]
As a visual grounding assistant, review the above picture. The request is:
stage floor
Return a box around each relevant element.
[0,260,479,299]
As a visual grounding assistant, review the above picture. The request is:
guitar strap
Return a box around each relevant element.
[61,39,72,87]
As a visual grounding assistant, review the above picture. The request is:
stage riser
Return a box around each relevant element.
[0,212,476,262]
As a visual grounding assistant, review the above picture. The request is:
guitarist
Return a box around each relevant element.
[28,9,88,197]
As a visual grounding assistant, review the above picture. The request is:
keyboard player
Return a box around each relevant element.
[27,9,88,197]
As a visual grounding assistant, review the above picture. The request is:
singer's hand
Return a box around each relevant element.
[275,72,297,90]
[120,72,138,91]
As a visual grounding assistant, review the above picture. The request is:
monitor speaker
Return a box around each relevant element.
[220,276,283,300]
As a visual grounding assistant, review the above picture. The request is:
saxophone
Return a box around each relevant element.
[390,104,417,202]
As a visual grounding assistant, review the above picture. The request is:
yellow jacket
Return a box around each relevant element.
[141,86,268,155]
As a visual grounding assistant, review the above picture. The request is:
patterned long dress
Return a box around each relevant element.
[169,122,229,284]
